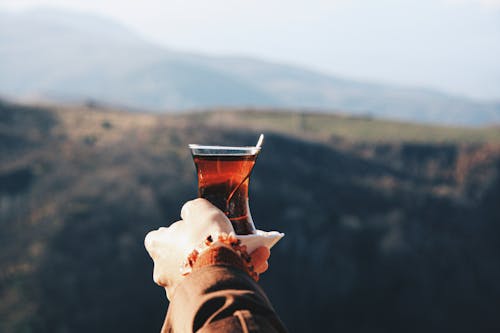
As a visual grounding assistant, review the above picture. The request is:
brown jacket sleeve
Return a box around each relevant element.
[161,248,288,333]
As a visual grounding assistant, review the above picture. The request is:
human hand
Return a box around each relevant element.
[250,246,270,275]
[144,198,270,299]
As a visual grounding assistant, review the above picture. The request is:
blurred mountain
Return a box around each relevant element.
[1,8,500,125]
[1,100,500,332]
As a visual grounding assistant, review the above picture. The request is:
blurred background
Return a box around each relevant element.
[1,0,500,332]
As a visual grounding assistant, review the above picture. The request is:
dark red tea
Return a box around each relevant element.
[193,154,258,235]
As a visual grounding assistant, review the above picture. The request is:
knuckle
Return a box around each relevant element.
[181,198,204,215]
[153,271,160,283]
[144,231,156,250]
[153,273,167,287]
[180,201,193,219]
[181,198,214,219]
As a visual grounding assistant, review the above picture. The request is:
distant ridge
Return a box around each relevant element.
[1,8,499,125]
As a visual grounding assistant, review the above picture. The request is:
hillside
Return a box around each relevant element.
[1,101,500,332]
[1,9,500,125]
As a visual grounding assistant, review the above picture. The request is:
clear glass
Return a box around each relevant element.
[189,144,261,235]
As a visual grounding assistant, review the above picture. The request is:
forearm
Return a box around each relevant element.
[162,248,287,333]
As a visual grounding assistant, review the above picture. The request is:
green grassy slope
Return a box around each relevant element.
[176,109,500,144]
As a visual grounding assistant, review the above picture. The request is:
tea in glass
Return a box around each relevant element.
[189,144,260,235]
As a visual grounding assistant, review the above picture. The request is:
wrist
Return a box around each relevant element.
[166,246,248,301]
[193,245,247,272]
[182,233,258,281]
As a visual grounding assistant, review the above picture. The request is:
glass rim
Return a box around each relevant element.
[189,144,261,155]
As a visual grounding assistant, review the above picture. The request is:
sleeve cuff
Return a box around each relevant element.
[193,245,248,274]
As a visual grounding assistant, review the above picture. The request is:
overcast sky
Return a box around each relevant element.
[1,0,499,100]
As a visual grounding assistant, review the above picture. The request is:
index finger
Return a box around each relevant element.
[180,198,232,232]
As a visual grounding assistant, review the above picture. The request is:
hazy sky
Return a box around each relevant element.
[1,0,499,100]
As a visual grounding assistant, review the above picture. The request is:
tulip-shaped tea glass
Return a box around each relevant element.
[189,143,261,235]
